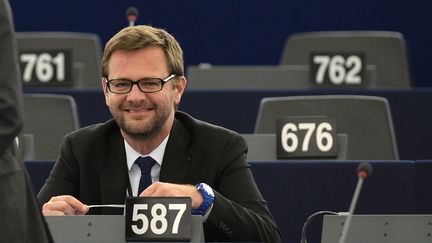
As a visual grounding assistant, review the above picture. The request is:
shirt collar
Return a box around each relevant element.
[125,135,169,171]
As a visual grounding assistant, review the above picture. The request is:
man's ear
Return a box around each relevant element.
[102,78,110,105]
[172,76,186,109]
[101,78,107,92]
[175,76,187,102]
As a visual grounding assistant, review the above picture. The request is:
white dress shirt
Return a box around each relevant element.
[123,134,213,221]
[124,135,169,197]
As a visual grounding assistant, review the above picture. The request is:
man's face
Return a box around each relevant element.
[102,46,185,139]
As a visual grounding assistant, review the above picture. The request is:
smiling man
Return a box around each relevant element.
[38,25,281,242]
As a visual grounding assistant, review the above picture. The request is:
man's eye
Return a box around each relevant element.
[113,81,131,88]
[141,80,160,86]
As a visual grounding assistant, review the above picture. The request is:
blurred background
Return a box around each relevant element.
[9,0,432,87]
[12,2,432,243]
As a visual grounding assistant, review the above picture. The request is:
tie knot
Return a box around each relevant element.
[135,156,156,173]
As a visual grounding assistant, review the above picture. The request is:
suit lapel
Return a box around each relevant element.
[100,126,129,204]
[160,118,193,184]
[97,116,193,205]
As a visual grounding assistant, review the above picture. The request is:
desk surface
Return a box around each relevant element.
[27,160,426,243]
[45,215,204,243]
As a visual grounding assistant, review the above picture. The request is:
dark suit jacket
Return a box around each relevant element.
[0,1,52,242]
[38,111,281,242]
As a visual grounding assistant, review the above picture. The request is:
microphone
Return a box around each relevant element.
[126,6,139,26]
[338,162,372,243]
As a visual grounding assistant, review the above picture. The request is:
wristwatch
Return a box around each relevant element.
[193,183,215,215]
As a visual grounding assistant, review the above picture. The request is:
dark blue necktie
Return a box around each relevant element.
[135,156,156,195]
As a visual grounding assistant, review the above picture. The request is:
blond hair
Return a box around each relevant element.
[101,25,184,82]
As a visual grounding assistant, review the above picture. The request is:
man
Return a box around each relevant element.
[0,0,52,242]
[38,25,281,242]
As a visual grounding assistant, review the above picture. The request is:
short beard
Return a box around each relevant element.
[111,108,170,141]
[122,118,164,140]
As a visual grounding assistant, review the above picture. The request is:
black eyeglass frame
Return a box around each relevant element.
[104,74,177,94]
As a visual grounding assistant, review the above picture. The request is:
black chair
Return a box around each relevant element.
[280,31,412,88]
[22,94,80,160]
[254,95,399,160]
[17,32,102,88]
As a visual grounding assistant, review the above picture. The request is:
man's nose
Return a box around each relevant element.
[127,83,146,100]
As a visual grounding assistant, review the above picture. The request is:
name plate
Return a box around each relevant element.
[310,52,366,87]
[276,117,338,158]
[125,197,192,242]
[19,49,72,87]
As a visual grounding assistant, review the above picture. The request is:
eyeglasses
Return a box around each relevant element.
[105,74,177,94]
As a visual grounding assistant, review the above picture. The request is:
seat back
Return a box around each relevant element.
[23,94,80,160]
[17,32,102,88]
[254,95,399,160]
[280,31,412,88]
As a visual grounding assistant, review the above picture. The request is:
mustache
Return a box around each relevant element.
[121,102,155,110]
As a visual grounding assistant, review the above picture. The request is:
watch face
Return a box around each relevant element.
[201,183,215,197]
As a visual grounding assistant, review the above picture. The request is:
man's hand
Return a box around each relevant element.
[42,195,89,216]
[140,182,203,209]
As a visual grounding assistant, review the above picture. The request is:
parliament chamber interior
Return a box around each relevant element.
[10,0,432,242]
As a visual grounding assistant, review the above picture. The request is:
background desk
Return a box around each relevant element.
[26,160,430,243]
[250,161,415,243]
[25,88,432,160]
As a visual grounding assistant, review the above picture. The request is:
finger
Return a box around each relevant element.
[42,209,67,216]
[42,201,76,215]
[50,195,88,213]
[48,211,67,216]
[75,207,89,215]
[140,182,160,197]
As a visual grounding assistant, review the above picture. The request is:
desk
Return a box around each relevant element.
[24,88,432,160]
[45,215,204,243]
[250,161,415,243]
[26,160,420,243]
[413,160,432,213]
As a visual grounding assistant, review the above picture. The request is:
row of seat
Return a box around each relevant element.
[21,94,398,161]
[18,31,408,160]
[182,31,412,89]
[17,31,412,89]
